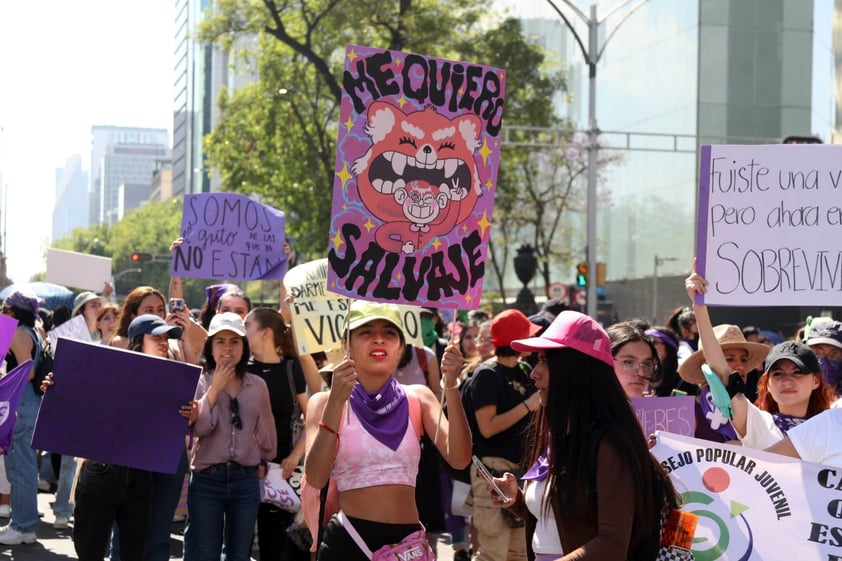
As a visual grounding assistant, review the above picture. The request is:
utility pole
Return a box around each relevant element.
[545,0,650,318]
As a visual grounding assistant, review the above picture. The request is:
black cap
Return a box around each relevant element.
[764,341,820,373]
[128,314,183,340]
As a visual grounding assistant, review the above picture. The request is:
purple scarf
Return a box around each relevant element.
[820,357,842,396]
[349,376,409,451]
[522,451,550,482]
[772,412,806,435]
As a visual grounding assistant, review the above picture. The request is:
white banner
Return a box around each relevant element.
[653,432,842,560]
[47,315,92,349]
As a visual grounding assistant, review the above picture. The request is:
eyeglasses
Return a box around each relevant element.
[230,397,242,430]
[614,359,659,379]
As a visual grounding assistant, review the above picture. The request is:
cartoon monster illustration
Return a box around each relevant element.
[351,100,483,254]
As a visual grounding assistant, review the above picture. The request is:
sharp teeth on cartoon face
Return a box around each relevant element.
[391,153,407,175]
[382,180,394,194]
[435,159,445,169]
[373,178,384,192]
[393,179,406,191]
[444,159,459,178]
[383,151,394,162]
[426,161,437,170]
[408,156,417,168]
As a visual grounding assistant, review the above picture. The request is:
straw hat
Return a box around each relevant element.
[678,324,769,385]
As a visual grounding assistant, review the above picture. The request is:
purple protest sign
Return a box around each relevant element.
[171,192,287,281]
[630,396,696,437]
[32,339,201,473]
[0,360,33,454]
[0,315,18,361]
[327,45,506,309]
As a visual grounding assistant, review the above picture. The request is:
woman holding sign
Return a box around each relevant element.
[185,312,276,561]
[487,311,679,561]
[684,266,834,449]
[304,301,471,561]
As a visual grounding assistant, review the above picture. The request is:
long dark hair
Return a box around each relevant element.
[607,322,663,385]
[526,348,677,560]
[249,307,298,359]
[647,325,681,397]
[201,333,251,378]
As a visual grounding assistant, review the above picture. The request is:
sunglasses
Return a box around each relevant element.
[230,397,242,430]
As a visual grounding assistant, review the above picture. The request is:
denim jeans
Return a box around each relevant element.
[145,449,188,561]
[73,461,153,561]
[53,454,78,518]
[184,462,260,561]
[5,385,41,533]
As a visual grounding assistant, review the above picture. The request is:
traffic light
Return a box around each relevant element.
[130,252,153,262]
[576,263,588,287]
[782,135,822,144]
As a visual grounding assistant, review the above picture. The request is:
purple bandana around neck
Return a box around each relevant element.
[772,412,806,435]
[349,376,409,451]
[522,450,550,482]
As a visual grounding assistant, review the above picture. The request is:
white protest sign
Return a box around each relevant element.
[47,315,92,349]
[697,144,842,306]
[653,432,842,560]
[46,248,112,292]
[285,259,423,354]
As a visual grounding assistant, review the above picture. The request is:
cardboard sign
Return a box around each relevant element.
[653,432,842,559]
[46,314,91,349]
[697,144,842,306]
[327,45,506,309]
[172,193,287,281]
[630,396,696,437]
[285,259,423,354]
[32,339,201,473]
[46,248,112,292]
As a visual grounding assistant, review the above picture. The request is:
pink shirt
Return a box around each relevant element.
[332,391,422,492]
[191,371,277,471]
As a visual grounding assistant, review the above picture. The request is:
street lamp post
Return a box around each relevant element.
[545,0,650,318]
[652,255,679,322]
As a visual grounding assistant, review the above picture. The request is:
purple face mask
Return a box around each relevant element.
[819,357,842,394]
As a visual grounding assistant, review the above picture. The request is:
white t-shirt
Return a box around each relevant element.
[524,479,563,556]
[787,408,842,466]
[737,402,784,450]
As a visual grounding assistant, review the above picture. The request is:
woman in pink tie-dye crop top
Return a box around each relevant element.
[304,301,472,561]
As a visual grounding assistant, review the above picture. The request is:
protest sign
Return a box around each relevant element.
[32,339,201,473]
[46,248,112,292]
[327,45,506,309]
[697,144,842,306]
[652,431,842,560]
[630,396,695,437]
[172,192,287,281]
[0,314,18,362]
[285,259,423,354]
[0,360,32,454]
[47,314,91,349]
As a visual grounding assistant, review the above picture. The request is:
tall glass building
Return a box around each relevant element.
[515,0,839,328]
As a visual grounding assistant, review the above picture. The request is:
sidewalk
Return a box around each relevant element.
[0,491,457,560]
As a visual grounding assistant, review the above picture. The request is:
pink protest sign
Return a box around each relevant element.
[0,315,18,360]
[327,45,506,309]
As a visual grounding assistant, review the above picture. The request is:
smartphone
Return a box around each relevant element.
[472,455,510,502]
[169,298,186,313]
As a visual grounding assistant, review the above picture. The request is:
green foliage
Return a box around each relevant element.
[50,199,208,306]
[199,2,619,306]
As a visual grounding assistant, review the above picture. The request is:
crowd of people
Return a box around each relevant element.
[0,253,841,561]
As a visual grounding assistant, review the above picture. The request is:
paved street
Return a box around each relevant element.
[0,490,458,560]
